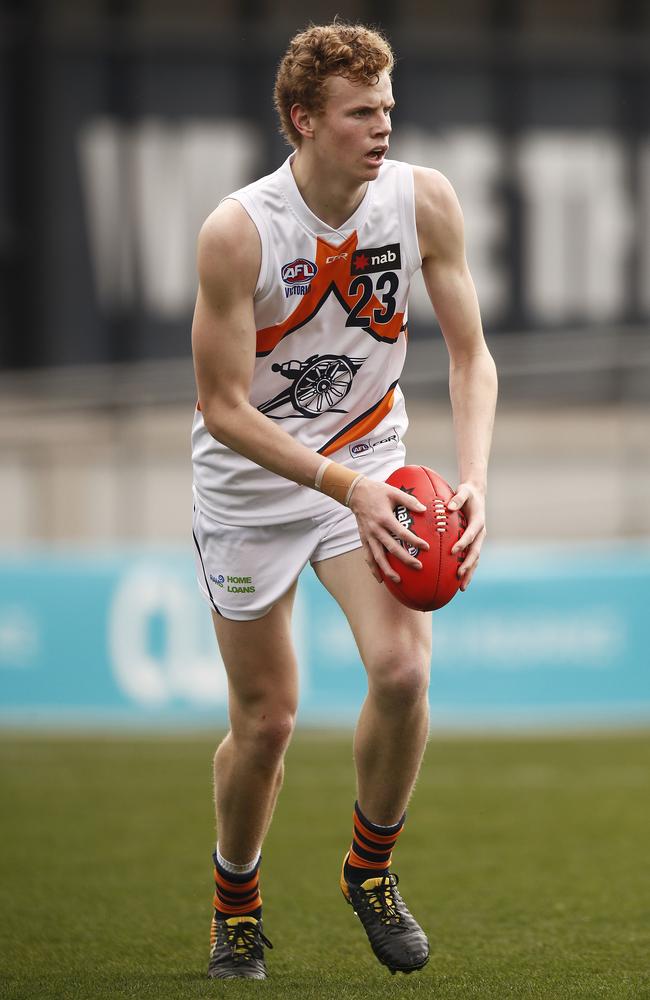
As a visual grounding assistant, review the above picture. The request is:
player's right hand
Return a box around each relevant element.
[348,478,429,584]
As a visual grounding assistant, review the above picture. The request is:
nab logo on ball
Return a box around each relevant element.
[281,258,317,284]
[394,504,413,533]
[394,499,419,557]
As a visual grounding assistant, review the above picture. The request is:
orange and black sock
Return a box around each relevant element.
[212,849,262,921]
[344,800,405,884]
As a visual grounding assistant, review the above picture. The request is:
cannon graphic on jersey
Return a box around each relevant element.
[258,354,366,418]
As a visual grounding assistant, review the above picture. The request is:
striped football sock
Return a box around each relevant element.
[344,800,405,884]
[212,848,262,920]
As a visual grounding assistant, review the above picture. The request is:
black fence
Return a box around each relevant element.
[2,1,650,369]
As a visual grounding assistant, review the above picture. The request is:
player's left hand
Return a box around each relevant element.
[448,482,486,591]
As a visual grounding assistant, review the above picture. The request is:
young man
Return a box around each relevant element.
[191,22,497,980]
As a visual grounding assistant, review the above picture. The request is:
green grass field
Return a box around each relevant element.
[1,730,649,1000]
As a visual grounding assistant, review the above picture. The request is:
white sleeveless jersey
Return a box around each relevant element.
[192,154,422,525]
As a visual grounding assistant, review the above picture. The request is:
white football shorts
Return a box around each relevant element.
[192,499,362,621]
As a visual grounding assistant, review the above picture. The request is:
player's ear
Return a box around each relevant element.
[290,104,315,142]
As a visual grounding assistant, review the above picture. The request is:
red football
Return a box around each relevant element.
[382,466,467,612]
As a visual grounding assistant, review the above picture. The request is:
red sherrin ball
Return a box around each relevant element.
[382,466,467,612]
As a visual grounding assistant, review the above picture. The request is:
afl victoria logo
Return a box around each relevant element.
[281,258,318,285]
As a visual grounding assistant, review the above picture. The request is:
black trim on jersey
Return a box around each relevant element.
[317,378,400,455]
[256,282,405,357]
[256,281,338,357]
[192,526,222,616]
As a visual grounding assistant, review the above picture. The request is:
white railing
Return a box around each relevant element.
[0,328,648,544]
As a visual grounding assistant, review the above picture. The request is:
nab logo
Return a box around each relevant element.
[394,504,413,532]
[351,243,401,275]
[281,258,318,285]
[394,503,419,557]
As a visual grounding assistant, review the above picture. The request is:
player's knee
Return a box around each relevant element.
[368,648,430,708]
[241,707,296,763]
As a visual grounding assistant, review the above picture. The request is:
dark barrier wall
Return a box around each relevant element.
[2,1,650,368]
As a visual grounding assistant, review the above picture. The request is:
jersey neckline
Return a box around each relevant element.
[278,154,375,246]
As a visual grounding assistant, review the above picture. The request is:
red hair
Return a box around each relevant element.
[274,22,394,147]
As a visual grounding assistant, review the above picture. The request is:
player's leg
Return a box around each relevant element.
[211,581,299,866]
[192,504,310,865]
[207,582,299,980]
[313,546,431,824]
[193,503,322,977]
[312,544,432,973]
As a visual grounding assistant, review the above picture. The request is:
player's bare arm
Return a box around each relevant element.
[192,199,427,582]
[414,166,498,589]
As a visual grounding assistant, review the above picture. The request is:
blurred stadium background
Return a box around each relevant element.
[2,5,650,998]
[1,0,648,729]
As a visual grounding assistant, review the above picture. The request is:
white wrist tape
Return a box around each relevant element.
[315,460,365,506]
[314,459,332,492]
[344,473,365,507]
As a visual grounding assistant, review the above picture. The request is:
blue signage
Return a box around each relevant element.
[0,545,648,729]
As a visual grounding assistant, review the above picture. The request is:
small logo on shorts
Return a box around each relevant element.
[210,574,225,588]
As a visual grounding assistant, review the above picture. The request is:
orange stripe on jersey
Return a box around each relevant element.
[319,381,397,458]
[255,233,406,356]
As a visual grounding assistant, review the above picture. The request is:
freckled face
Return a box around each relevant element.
[310,70,394,183]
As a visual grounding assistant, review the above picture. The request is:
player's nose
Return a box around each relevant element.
[373,117,391,139]
[372,109,390,132]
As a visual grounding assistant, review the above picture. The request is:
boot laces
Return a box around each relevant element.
[364,873,403,926]
[225,921,273,961]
